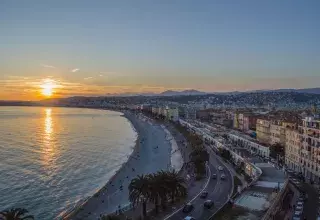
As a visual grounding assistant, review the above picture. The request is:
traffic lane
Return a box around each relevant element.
[185,152,232,220]
[182,170,232,219]
[199,176,232,219]
[166,165,218,220]
[166,154,232,220]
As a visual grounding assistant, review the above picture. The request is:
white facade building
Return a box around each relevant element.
[228,134,270,159]
[298,116,320,182]
[285,128,301,172]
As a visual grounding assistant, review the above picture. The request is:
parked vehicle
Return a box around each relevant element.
[212,174,217,179]
[218,166,223,171]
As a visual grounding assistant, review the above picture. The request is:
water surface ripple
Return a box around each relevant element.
[0,107,137,219]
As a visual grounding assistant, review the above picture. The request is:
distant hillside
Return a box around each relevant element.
[252,88,320,94]
[296,88,320,94]
[159,89,207,96]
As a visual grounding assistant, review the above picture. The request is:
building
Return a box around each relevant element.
[298,116,320,182]
[166,107,179,122]
[270,121,285,146]
[234,112,259,132]
[285,128,301,172]
[228,133,270,158]
[270,121,297,146]
[152,107,159,115]
[256,119,271,144]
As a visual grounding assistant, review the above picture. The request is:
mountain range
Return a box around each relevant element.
[105,89,207,97]
[105,87,320,97]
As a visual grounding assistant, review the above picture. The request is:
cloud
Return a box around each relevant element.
[84,77,93,80]
[71,68,80,73]
[99,74,103,77]
[41,64,55,68]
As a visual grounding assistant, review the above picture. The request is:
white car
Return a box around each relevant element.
[220,174,226,180]
[218,166,223,171]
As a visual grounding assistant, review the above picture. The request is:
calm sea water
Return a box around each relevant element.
[0,107,137,219]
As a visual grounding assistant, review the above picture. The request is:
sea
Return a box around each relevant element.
[0,106,137,219]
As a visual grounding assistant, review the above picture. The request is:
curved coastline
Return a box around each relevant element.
[61,110,181,220]
[60,110,139,219]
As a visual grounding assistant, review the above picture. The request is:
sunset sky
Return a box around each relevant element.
[1,1,320,100]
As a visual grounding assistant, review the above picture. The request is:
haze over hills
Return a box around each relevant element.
[105,87,320,97]
[1,88,320,104]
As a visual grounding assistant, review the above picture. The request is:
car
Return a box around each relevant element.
[297,197,304,202]
[296,201,303,206]
[184,216,195,220]
[294,210,302,216]
[292,217,301,220]
[218,166,223,171]
[183,203,194,213]
[212,174,217,179]
[295,205,303,211]
[200,191,208,199]
[204,200,214,209]
[220,174,226,180]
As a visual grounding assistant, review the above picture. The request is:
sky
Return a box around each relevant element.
[1,0,320,100]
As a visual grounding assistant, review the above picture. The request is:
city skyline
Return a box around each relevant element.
[1,1,320,100]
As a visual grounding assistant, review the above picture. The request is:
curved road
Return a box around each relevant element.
[164,146,233,220]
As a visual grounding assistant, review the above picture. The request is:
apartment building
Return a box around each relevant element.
[298,116,320,182]
[270,121,296,146]
[234,112,258,132]
[256,119,271,144]
[285,128,301,172]
[166,107,179,122]
[151,106,179,122]
[270,122,284,146]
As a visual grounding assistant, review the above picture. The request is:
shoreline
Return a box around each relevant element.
[62,110,180,219]
[61,111,140,219]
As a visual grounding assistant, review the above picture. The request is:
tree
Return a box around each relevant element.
[189,146,209,177]
[128,170,187,217]
[0,208,34,220]
[147,173,162,214]
[128,175,150,218]
[165,170,187,203]
[220,148,232,161]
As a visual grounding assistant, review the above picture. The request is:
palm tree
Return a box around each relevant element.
[147,173,161,214]
[165,170,187,203]
[101,214,121,220]
[154,170,169,210]
[189,146,209,162]
[128,175,150,218]
[0,208,34,220]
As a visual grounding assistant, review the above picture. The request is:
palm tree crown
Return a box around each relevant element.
[0,208,34,220]
[128,170,187,218]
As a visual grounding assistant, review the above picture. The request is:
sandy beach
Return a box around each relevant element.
[64,111,181,220]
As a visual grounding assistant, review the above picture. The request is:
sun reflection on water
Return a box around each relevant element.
[42,108,58,168]
[45,108,52,136]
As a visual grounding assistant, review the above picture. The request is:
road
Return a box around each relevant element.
[164,144,233,220]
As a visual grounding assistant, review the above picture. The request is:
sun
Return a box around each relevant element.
[40,79,57,97]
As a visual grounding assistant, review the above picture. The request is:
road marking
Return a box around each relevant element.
[206,145,234,220]
[163,164,211,220]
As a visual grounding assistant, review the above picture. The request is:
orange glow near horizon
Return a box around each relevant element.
[40,79,57,97]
